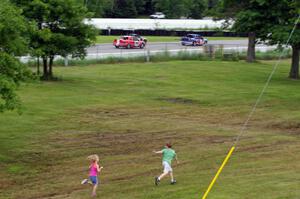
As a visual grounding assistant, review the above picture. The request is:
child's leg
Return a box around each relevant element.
[158,172,169,180]
[169,172,174,182]
[92,184,98,197]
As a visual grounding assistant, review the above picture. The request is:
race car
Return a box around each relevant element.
[181,34,208,46]
[129,33,147,43]
[113,36,146,49]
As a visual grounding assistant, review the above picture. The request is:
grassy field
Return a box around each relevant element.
[96,35,246,44]
[0,60,299,199]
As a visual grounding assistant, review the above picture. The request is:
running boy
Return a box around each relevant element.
[153,143,179,185]
[81,154,103,197]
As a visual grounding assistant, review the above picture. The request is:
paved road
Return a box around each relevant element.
[87,40,249,55]
[21,40,275,62]
[85,39,277,60]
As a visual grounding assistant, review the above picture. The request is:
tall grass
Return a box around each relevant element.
[26,49,292,69]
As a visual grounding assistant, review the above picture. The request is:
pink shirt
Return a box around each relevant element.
[89,163,98,176]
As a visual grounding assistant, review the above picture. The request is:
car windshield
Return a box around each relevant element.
[187,34,199,38]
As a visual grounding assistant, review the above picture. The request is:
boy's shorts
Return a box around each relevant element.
[89,176,99,185]
[162,161,173,173]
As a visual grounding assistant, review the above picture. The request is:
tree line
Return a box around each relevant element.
[219,0,300,78]
[0,0,97,112]
[78,0,218,19]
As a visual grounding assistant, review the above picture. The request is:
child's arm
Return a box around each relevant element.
[153,150,163,154]
[96,164,103,173]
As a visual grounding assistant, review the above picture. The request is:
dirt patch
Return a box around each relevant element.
[266,121,300,135]
[157,97,200,105]
[238,144,270,152]
[0,107,255,199]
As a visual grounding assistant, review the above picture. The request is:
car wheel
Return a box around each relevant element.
[127,44,131,49]
[140,43,145,49]
[115,45,119,48]
[192,42,196,46]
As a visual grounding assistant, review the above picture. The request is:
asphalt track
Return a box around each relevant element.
[87,40,249,55]
[20,40,275,62]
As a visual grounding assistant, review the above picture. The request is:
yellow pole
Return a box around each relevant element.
[202,146,235,199]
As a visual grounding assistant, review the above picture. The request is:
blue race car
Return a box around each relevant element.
[181,34,208,46]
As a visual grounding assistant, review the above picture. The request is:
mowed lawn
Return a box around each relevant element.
[96,35,246,44]
[0,60,300,199]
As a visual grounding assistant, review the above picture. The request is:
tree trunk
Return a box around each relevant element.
[49,56,54,79]
[247,32,256,62]
[41,56,55,80]
[289,45,299,79]
[42,57,49,80]
[37,57,40,75]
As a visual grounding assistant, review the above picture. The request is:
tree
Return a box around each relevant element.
[185,0,207,19]
[144,0,155,15]
[75,0,114,18]
[208,0,219,10]
[219,0,273,62]
[85,0,104,17]
[134,0,146,15]
[220,0,300,77]
[0,0,31,112]
[112,0,137,18]
[154,0,186,19]
[12,0,97,80]
[263,1,300,79]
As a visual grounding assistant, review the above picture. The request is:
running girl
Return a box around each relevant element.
[153,143,179,185]
[81,154,103,197]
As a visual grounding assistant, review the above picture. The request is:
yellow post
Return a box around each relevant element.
[202,146,235,199]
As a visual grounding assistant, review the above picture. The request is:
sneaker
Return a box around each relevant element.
[155,177,160,186]
[81,179,89,185]
[171,180,177,185]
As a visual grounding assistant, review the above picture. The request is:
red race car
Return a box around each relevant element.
[113,36,146,49]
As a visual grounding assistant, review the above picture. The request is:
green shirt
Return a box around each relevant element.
[162,148,176,165]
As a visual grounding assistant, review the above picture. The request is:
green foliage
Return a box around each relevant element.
[17,0,97,57]
[152,0,208,19]
[0,0,32,112]
[144,0,155,15]
[219,0,300,77]
[111,0,138,18]
[220,0,299,45]
[153,0,186,18]
[74,0,114,17]
[12,0,97,79]
[86,0,104,17]
[221,0,268,34]
[185,0,207,19]
[263,1,300,47]
[134,0,146,15]
[75,0,213,19]
[0,0,28,55]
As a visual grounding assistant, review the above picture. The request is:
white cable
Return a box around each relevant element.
[233,14,300,146]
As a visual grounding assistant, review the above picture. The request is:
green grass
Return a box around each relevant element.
[96,35,246,44]
[0,60,300,199]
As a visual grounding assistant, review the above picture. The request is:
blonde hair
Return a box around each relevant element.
[87,154,99,162]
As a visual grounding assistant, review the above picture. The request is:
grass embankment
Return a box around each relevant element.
[0,60,299,199]
[96,35,246,44]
